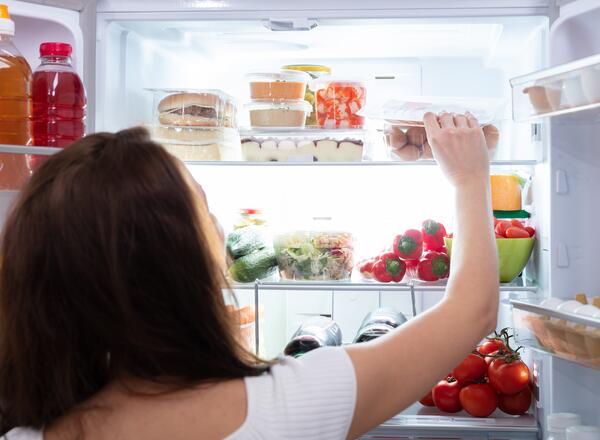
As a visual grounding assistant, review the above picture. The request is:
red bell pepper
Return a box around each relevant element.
[417,251,450,282]
[393,229,423,261]
[422,219,447,252]
[358,258,377,278]
[372,252,406,283]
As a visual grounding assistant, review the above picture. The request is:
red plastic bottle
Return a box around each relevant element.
[31,42,86,166]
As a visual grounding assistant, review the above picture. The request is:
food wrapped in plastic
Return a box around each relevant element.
[274,230,354,281]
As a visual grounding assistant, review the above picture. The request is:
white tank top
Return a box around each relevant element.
[2,347,357,440]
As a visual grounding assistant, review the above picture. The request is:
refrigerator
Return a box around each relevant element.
[1,0,600,438]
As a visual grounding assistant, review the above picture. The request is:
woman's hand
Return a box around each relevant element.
[423,112,489,188]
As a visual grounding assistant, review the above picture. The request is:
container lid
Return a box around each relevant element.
[0,4,15,36]
[245,99,313,113]
[548,413,582,430]
[310,77,366,90]
[566,426,600,440]
[40,42,72,58]
[145,88,237,105]
[358,96,505,127]
[246,69,311,83]
[493,210,531,219]
[282,64,332,74]
[239,127,365,139]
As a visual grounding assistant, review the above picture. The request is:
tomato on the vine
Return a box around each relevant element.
[459,383,498,418]
[452,353,488,384]
[498,388,532,415]
[419,390,435,407]
[488,357,530,395]
[478,338,506,355]
[432,379,462,413]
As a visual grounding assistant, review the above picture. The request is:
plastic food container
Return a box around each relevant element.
[246,70,311,100]
[147,88,237,128]
[274,227,354,281]
[282,65,332,125]
[445,237,534,283]
[310,78,367,129]
[246,99,312,128]
[147,125,241,161]
[239,128,365,162]
[383,121,500,162]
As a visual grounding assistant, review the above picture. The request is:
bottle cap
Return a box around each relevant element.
[40,42,72,58]
[0,4,15,36]
[548,413,582,430]
[566,426,600,440]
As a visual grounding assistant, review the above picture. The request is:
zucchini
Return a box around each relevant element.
[229,247,277,283]
[226,226,268,259]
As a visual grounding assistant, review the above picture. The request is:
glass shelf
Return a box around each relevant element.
[0,145,60,155]
[365,403,537,439]
[233,278,538,292]
[185,159,539,167]
[511,299,600,370]
[511,53,600,122]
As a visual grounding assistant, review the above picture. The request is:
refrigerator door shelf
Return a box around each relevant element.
[511,299,600,371]
[510,53,600,122]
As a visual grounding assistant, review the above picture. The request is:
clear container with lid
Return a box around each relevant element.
[239,128,365,162]
[281,65,332,125]
[246,69,311,100]
[246,99,312,128]
[547,413,582,440]
[147,124,241,161]
[274,216,354,281]
[310,78,367,129]
[147,88,237,129]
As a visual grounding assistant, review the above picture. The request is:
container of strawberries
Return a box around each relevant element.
[310,78,367,129]
[357,219,450,284]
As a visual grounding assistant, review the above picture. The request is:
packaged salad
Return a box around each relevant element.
[274,229,354,281]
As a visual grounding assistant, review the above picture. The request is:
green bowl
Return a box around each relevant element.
[444,237,535,283]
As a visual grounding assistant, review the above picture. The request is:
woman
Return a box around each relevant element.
[0,112,498,439]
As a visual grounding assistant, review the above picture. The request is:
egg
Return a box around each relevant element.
[421,141,434,159]
[483,124,500,151]
[406,127,427,147]
[393,144,421,161]
[386,125,407,149]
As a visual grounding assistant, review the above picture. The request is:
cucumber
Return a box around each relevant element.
[229,247,277,283]
[226,226,268,259]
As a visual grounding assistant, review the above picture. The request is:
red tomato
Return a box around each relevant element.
[484,350,499,367]
[525,226,536,237]
[488,358,530,395]
[432,379,462,413]
[452,353,488,384]
[478,339,507,355]
[498,388,532,415]
[505,227,530,238]
[459,384,498,418]
[510,219,525,228]
[495,221,512,237]
[493,217,499,226]
[419,390,435,407]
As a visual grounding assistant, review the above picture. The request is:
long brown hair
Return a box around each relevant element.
[0,127,267,433]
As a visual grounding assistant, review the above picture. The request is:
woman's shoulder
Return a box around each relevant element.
[2,428,42,440]
[228,347,356,440]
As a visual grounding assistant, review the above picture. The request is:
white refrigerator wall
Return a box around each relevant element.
[544,0,600,426]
